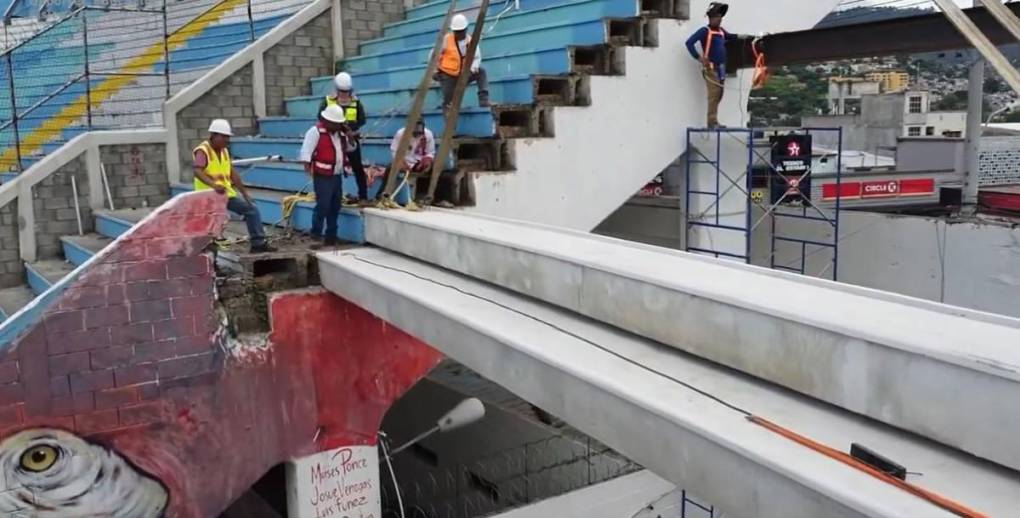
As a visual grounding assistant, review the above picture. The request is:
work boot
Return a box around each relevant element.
[324,237,339,248]
[478,92,491,108]
[250,242,277,254]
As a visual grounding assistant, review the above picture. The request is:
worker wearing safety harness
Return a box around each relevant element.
[300,104,353,248]
[434,13,490,109]
[319,72,369,205]
[686,2,741,128]
[193,119,275,253]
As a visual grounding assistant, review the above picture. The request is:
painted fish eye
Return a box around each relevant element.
[20,445,59,473]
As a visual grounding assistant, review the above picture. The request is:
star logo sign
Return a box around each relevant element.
[787,141,801,157]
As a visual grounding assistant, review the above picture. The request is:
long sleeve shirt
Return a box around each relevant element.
[686,26,739,80]
[390,128,436,166]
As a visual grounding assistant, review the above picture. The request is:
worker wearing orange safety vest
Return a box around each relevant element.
[686,2,743,128]
[193,119,275,253]
[433,13,490,110]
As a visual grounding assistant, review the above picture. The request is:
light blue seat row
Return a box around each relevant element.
[317,46,571,92]
[380,0,573,39]
[343,18,608,73]
[231,136,453,170]
[285,74,534,117]
[259,107,495,139]
[363,0,635,55]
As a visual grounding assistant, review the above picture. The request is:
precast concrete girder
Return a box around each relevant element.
[317,248,1020,518]
[360,209,1020,472]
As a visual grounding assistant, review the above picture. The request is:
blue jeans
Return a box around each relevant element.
[311,174,342,240]
[226,196,266,246]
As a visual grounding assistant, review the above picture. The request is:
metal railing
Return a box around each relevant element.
[379,434,643,518]
[0,0,304,172]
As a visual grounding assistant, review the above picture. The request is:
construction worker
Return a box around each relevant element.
[434,13,490,110]
[379,119,436,202]
[299,104,353,248]
[319,72,369,205]
[686,2,741,128]
[193,119,275,253]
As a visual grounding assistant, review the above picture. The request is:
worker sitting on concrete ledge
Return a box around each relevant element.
[300,104,354,249]
[381,119,436,203]
[686,2,742,129]
[319,72,370,206]
[434,13,490,110]
[193,119,276,253]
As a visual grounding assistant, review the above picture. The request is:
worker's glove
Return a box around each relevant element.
[470,64,480,74]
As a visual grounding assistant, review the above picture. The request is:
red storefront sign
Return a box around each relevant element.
[821,178,935,201]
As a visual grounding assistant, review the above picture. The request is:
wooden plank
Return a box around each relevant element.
[425,0,492,205]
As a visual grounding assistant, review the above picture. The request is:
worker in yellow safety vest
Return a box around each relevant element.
[685,2,744,128]
[433,13,490,110]
[193,119,276,253]
[319,72,370,204]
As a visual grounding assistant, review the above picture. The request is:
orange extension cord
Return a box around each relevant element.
[747,416,989,518]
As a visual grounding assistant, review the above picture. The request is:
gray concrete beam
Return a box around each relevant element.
[361,209,1020,472]
[317,248,1020,518]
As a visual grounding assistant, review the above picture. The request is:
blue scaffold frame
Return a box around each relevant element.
[684,127,844,281]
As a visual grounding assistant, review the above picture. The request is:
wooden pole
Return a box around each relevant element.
[381,1,459,200]
[425,0,490,205]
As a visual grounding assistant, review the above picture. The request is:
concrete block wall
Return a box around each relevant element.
[264,11,333,116]
[176,64,256,184]
[340,0,429,58]
[33,156,93,260]
[0,202,21,289]
[100,143,171,210]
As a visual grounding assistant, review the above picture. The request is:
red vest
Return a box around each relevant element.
[311,122,346,176]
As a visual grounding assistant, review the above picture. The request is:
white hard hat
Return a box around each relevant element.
[334,72,353,91]
[208,119,233,136]
[450,13,468,31]
[320,104,346,124]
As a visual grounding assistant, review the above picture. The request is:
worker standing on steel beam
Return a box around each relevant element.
[193,119,276,253]
[434,13,491,110]
[686,2,740,128]
[300,105,353,249]
[320,72,370,206]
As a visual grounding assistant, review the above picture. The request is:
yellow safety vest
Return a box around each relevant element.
[193,141,236,198]
[324,96,359,123]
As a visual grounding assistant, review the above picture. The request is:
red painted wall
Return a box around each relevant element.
[0,192,442,517]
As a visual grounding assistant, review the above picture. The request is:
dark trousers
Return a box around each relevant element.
[348,142,368,200]
[226,196,266,246]
[311,174,342,240]
[437,68,489,107]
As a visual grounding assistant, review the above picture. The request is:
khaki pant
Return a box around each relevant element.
[704,68,724,128]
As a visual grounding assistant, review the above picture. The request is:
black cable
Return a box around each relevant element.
[343,252,756,418]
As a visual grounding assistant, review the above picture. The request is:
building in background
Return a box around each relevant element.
[865,70,910,93]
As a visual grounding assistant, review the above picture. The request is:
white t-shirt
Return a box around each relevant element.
[390,128,436,166]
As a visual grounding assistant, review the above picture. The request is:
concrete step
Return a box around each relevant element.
[259,107,495,139]
[95,208,153,239]
[361,209,1020,472]
[311,46,572,93]
[362,0,636,55]
[318,246,1020,518]
[60,233,113,267]
[25,259,74,296]
[0,285,36,321]
[286,75,535,117]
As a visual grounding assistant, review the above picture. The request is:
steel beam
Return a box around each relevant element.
[930,0,1020,95]
[318,247,1020,518]
[979,0,1020,42]
[729,3,1020,68]
[359,209,1020,472]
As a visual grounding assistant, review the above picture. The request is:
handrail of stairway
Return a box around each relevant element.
[163,0,332,185]
[0,128,168,263]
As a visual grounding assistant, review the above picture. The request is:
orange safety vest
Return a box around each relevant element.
[438,33,469,76]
